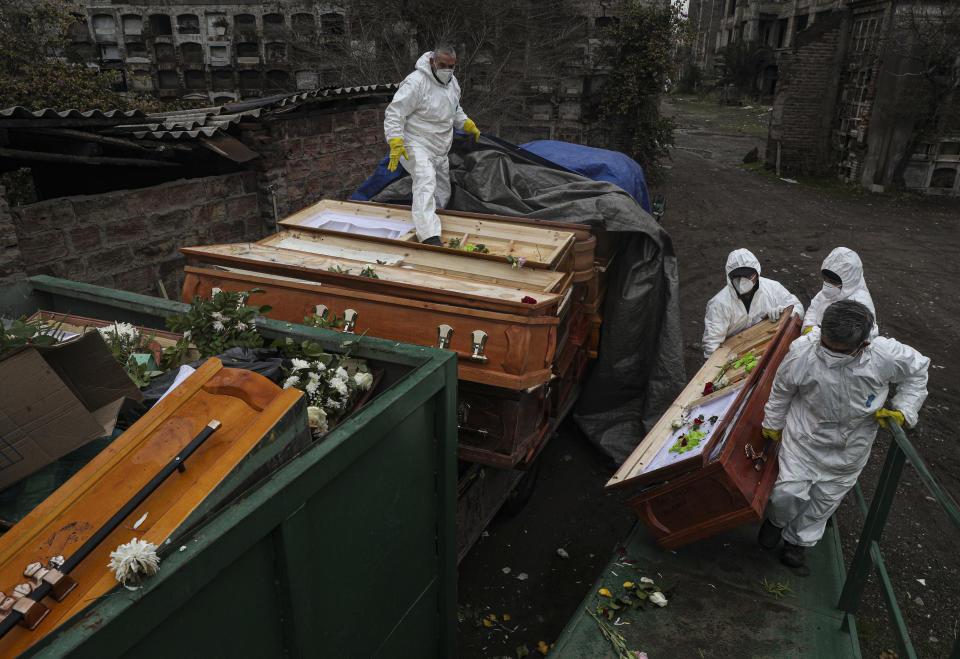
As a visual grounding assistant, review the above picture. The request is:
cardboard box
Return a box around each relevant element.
[0,332,143,490]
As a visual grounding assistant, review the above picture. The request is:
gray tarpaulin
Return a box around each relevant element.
[371,137,685,463]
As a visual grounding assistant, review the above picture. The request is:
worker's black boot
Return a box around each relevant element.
[780,541,806,568]
[421,236,443,247]
[758,518,782,550]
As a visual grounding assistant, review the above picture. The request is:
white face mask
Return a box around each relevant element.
[817,342,863,366]
[733,277,755,295]
[821,282,842,300]
[434,67,453,83]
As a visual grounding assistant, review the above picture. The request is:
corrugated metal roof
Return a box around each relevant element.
[0,83,399,141]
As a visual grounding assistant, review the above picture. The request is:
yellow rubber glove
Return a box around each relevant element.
[802,326,814,335]
[875,408,905,429]
[760,427,783,442]
[462,118,481,142]
[387,137,408,172]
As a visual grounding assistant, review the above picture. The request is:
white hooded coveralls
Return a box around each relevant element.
[762,327,929,546]
[383,51,469,241]
[701,249,804,358]
[803,247,878,337]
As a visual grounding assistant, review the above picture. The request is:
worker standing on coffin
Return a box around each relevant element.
[701,248,804,358]
[383,44,481,246]
[758,300,929,569]
[802,246,878,338]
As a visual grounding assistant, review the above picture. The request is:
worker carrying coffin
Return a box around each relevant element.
[802,246,878,338]
[383,45,481,246]
[758,300,929,569]
[701,248,804,358]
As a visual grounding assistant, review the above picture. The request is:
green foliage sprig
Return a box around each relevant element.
[0,315,63,358]
[163,289,271,367]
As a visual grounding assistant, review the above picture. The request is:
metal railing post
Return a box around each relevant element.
[837,430,907,614]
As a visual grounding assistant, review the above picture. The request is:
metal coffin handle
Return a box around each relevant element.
[342,309,358,333]
[470,330,488,362]
[437,324,454,349]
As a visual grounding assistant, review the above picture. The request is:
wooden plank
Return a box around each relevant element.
[258,230,568,293]
[180,243,560,316]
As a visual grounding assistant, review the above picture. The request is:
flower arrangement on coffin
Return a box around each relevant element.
[163,288,271,367]
[275,341,375,436]
[97,321,163,387]
[702,350,759,396]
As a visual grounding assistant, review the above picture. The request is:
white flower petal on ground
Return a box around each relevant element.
[649,592,668,607]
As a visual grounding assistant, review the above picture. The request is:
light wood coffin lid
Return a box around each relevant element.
[182,266,558,391]
[277,198,576,269]
[180,242,561,317]
[606,311,795,490]
[258,229,569,294]
[0,360,303,656]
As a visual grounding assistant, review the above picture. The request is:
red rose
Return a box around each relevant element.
[693,418,702,425]
[681,437,688,446]
[521,296,537,304]
[702,382,713,396]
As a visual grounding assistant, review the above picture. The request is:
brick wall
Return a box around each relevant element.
[766,11,847,176]
[246,103,387,226]
[0,187,25,288]
[9,172,260,297]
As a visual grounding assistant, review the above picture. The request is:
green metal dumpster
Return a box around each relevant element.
[0,275,458,658]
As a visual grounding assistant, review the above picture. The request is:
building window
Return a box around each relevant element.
[321,12,344,35]
[938,142,960,161]
[99,44,120,61]
[181,42,203,65]
[292,13,315,34]
[210,45,229,66]
[155,42,175,62]
[235,14,256,31]
[149,14,172,36]
[158,71,179,89]
[212,70,234,91]
[796,14,809,32]
[930,167,957,188]
[185,70,205,90]
[207,14,229,36]
[240,70,261,89]
[266,69,290,90]
[853,16,881,53]
[121,14,142,36]
[264,13,285,34]
[177,14,200,34]
[266,42,287,62]
[237,42,259,59]
[296,70,318,89]
[92,14,116,37]
[126,42,147,58]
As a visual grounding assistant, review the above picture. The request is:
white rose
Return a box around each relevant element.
[670,418,684,430]
[291,358,309,371]
[307,406,328,433]
[353,371,374,391]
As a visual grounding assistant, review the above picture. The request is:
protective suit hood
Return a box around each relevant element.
[724,248,761,293]
[416,51,455,88]
[821,247,866,290]
[802,247,877,335]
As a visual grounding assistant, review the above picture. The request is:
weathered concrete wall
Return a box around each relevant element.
[765,11,847,176]
[0,188,25,288]
[9,172,260,297]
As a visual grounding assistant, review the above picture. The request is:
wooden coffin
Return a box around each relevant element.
[257,229,570,294]
[0,359,308,656]
[456,381,552,468]
[27,311,182,364]
[606,311,801,550]
[182,266,558,391]
[181,242,561,317]
[278,199,577,270]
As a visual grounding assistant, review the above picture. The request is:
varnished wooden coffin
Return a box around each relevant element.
[0,359,308,656]
[181,242,561,317]
[607,312,801,550]
[278,198,577,270]
[182,266,558,391]
[456,381,552,468]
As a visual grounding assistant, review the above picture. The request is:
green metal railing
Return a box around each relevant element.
[838,421,960,659]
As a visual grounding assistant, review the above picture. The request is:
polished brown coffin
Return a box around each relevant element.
[182,266,558,390]
[607,312,801,549]
[456,381,552,468]
[0,359,307,656]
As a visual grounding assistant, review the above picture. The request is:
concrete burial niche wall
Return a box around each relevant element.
[6,172,260,297]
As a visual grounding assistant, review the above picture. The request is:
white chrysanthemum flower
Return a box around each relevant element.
[212,320,225,333]
[315,362,326,372]
[211,311,225,321]
[291,358,310,371]
[283,375,300,390]
[305,380,318,395]
[236,322,248,332]
[330,377,348,396]
[307,406,328,433]
[108,537,160,587]
[326,397,343,409]
[307,370,321,381]
[353,371,374,391]
[335,366,349,380]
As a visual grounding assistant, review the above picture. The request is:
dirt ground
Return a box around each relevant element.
[457,97,960,658]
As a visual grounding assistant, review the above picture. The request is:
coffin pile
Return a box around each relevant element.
[181,198,616,467]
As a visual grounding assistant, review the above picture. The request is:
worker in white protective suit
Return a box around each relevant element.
[383,45,481,246]
[701,248,804,358]
[802,246,878,337]
[758,300,929,569]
